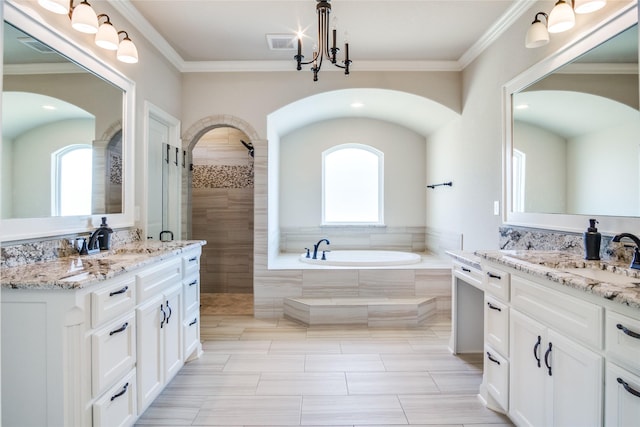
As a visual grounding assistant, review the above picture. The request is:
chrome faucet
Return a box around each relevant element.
[611,233,640,269]
[312,238,330,260]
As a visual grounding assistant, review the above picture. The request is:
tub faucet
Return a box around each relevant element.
[312,238,330,260]
[611,233,640,269]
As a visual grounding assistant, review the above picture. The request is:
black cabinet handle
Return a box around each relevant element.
[189,318,198,326]
[188,256,198,262]
[174,147,179,166]
[487,302,502,312]
[109,322,129,336]
[188,280,198,287]
[110,382,129,401]
[617,377,640,398]
[544,342,553,376]
[166,300,172,324]
[160,304,167,329]
[487,272,502,279]
[165,144,170,164]
[533,335,542,368]
[109,286,129,297]
[461,266,471,273]
[617,323,640,339]
[486,351,501,365]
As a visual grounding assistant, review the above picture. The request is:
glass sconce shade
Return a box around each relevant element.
[38,0,70,14]
[574,0,607,14]
[526,20,550,48]
[117,34,139,63]
[95,21,119,50]
[71,1,99,34]
[548,0,575,33]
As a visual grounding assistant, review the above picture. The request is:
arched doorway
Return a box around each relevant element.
[190,126,255,315]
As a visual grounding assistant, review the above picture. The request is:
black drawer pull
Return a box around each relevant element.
[617,323,640,339]
[166,300,172,323]
[461,267,471,273]
[189,318,198,326]
[544,342,553,376]
[110,382,129,401]
[109,322,129,336]
[109,286,129,297]
[487,272,502,279]
[487,302,502,311]
[617,377,640,398]
[486,352,501,365]
[188,280,198,287]
[188,256,198,262]
[533,335,542,368]
[160,304,167,329]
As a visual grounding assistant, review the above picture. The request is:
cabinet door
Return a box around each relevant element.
[136,295,164,413]
[548,329,603,427]
[163,283,183,383]
[605,362,640,427]
[509,309,548,427]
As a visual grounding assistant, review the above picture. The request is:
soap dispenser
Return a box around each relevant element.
[97,217,113,250]
[583,218,601,260]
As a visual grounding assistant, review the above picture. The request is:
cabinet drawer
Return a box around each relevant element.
[92,276,136,328]
[93,368,137,427]
[605,362,640,426]
[183,311,200,361]
[136,257,181,302]
[92,312,136,397]
[183,274,200,314]
[606,310,640,373]
[182,250,201,278]
[485,295,509,357]
[484,267,510,301]
[453,261,483,289]
[511,275,603,350]
[485,345,509,411]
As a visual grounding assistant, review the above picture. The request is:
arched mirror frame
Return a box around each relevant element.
[1,1,135,241]
[503,4,639,235]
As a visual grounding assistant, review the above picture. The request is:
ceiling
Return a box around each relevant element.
[113,0,531,72]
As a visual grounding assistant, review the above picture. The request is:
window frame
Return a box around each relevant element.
[321,143,384,226]
[51,144,93,216]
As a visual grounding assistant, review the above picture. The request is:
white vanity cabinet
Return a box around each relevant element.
[182,249,202,361]
[1,243,204,427]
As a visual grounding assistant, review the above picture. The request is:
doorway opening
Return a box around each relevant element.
[191,126,254,315]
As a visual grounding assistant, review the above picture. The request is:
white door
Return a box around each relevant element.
[162,283,183,382]
[136,294,164,414]
[509,309,548,427]
[549,329,603,427]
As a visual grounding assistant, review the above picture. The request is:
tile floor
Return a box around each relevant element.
[135,294,513,426]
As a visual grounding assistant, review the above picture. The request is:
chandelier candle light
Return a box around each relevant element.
[295,0,351,81]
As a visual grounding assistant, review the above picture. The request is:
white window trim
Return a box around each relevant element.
[321,143,384,226]
[51,144,92,216]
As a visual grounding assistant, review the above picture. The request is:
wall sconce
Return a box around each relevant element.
[37,0,139,63]
[525,0,607,48]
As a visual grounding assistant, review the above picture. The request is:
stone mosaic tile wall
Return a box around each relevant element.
[192,164,254,189]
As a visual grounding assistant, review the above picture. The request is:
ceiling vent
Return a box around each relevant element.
[18,36,55,53]
[266,34,297,51]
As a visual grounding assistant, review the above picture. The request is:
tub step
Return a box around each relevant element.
[283,297,437,327]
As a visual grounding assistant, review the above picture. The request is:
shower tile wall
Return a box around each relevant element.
[192,127,254,294]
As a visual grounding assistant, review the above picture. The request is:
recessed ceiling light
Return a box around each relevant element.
[515,103,529,110]
[351,102,364,108]
[42,105,57,110]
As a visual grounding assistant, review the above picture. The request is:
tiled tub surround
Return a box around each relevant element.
[475,249,640,309]
[263,252,453,320]
[1,239,206,289]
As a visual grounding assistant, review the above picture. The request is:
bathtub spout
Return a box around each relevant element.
[312,238,330,259]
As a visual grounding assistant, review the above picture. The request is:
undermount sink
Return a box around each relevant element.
[561,267,640,286]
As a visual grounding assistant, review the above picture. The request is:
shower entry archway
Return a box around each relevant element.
[186,119,256,313]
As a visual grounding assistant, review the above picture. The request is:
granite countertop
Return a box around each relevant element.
[0,240,206,290]
[475,250,640,310]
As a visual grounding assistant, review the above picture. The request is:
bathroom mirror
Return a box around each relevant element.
[1,2,135,241]
[504,5,639,233]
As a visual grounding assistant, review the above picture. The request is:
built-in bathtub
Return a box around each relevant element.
[299,250,422,266]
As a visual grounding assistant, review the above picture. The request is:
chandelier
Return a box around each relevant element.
[295,0,351,81]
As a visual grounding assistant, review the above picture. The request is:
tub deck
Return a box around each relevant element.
[283,296,437,327]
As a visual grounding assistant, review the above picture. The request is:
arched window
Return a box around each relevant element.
[52,144,92,216]
[322,143,384,224]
